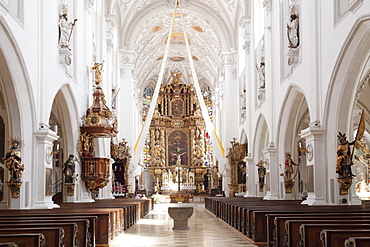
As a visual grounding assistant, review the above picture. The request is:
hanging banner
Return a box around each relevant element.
[133,3,179,164]
[178,4,225,158]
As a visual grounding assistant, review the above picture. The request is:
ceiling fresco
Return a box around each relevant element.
[112,0,245,91]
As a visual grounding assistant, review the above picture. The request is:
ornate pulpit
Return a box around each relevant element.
[79,61,118,194]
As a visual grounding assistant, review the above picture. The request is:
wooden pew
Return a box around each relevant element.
[255,207,370,246]
[0,208,116,247]
[0,217,93,247]
[320,229,370,247]
[299,223,370,247]
[0,233,45,247]
[344,236,370,247]
[0,227,63,247]
[205,197,370,247]
[274,214,370,247]
[0,243,18,247]
[71,199,140,230]
[59,204,123,240]
[0,223,77,247]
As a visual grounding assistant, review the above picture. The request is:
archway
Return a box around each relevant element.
[0,19,35,209]
[325,16,370,203]
[277,88,310,199]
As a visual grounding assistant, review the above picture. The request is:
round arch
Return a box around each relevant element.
[0,17,36,208]
[253,114,269,161]
[277,86,309,160]
[325,16,370,164]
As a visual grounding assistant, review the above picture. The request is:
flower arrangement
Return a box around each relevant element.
[151,193,165,204]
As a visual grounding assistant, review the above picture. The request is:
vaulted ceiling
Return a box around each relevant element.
[111,0,246,91]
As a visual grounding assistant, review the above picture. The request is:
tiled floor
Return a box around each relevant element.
[110,198,258,247]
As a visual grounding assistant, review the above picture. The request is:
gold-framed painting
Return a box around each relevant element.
[45,168,53,196]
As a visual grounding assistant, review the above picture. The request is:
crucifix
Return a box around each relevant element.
[171,152,185,192]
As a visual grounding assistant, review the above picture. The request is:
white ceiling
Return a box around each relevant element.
[114,0,245,91]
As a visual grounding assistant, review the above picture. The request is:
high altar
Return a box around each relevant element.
[146,71,216,194]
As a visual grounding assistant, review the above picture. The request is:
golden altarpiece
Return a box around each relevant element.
[147,72,214,194]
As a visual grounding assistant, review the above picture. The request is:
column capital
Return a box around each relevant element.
[219,51,237,65]
[300,127,326,142]
[120,50,136,65]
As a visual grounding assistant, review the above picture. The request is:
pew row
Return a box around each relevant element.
[0,233,45,247]
[344,236,370,247]
[205,197,370,247]
[320,229,370,247]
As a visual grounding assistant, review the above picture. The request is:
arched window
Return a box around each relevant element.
[201,85,212,121]
[201,85,214,166]
[142,85,154,167]
[142,85,154,121]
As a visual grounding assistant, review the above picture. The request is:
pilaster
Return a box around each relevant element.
[244,157,256,197]
[300,128,328,205]
[32,126,60,209]
[263,145,279,200]
[220,51,238,147]
[119,50,136,153]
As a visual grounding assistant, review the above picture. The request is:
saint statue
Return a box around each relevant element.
[287,11,299,48]
[336,132,355,178]
[63,154,77,183]
[284,152,298,181]
[58,6,77,49]
[2,137,25,182]
[256,160,266,183]
[256,61,265,88]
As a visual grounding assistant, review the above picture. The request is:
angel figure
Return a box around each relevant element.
[91,61,105,86]
[171,71,182,85]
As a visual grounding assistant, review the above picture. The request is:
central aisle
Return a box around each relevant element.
[111,199,258,247]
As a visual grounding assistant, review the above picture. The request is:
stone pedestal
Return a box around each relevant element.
[168,207,194,230]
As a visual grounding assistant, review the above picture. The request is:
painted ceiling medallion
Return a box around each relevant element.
[152,25,165,33]
[170,57,185,62]
[191,25,203,32]
[168,13,187,18]
[164,32,190,44]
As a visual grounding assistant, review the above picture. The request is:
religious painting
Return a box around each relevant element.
[171,100,183,118]
[45,168,53,196]
[170,56,185,62]
[164,32,190,44]
[0,167,4,201]
[307,165,314,193]
[191,24,203,32]
[167,13,187,18]
[168,130,188,167]
[266,173,270,191]
[237,161,246,184]
[152,25,164,33]
[113,161,125,184]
